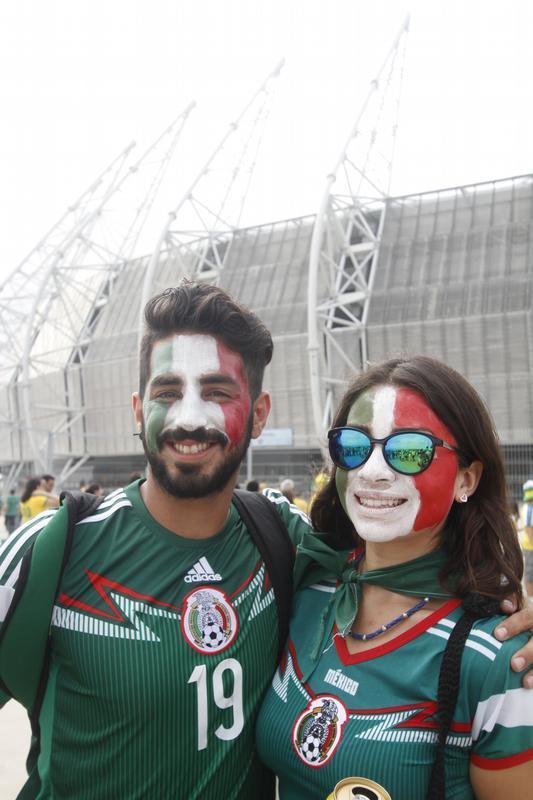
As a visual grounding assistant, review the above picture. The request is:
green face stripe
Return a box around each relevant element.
[143,339,174,454]
[346,389,374,426]
[335,468,349,517]
[148,339,173,387]
[143,400,169,454]
[336,388,376,516]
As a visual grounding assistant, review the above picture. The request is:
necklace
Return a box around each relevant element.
[346,596,431,641]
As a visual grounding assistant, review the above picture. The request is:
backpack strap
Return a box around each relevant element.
[426,594,500,800]
[232,490,295,663]
[0,491,104,714]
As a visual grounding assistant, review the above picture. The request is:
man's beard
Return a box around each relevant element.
[141,419,252,499]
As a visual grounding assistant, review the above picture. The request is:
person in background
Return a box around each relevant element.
[279,478,308,514]
[19,477,59,523]
[245,479,260,492]
[40,474,55,494]
[3,488,20,535]
[521,479,533,598]
[85,483,104,496]
[257,356,533,799]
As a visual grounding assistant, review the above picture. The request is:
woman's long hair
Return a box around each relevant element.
[311,356,523,602]
[20,477,41,504]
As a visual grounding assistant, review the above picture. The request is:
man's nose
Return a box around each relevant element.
[168,389,209,431]
[357,444,395,481]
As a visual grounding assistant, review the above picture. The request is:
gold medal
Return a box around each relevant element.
[326,776,392,800]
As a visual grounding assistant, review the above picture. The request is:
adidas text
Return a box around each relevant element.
[185,572,222,583]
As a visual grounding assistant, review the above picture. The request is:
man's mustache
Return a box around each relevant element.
[156,427,229,448]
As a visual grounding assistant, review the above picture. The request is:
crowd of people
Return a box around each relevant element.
[0,281,531,799]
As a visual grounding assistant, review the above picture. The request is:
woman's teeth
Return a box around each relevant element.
[357,496,405,508]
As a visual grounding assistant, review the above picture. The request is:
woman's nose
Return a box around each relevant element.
[357,444,396,481]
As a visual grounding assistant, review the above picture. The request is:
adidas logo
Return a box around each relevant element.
[185,557,222,583]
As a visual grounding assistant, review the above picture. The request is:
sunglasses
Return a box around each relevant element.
[327,427,460,476]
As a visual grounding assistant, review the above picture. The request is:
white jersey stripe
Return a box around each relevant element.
[96,490,127,510]
[102,487,124,502]
[310,583,336,593]
[427,627,497,660]
[437,618,456,630]
[427,626,450,641]
[434,619,501,652]
[464,640,496,661]
[77,499,132,525]
[469,629,502,650]
[472,687,533,739]
[0,512,54,580]
[263,489,310,524]
[5,560,22,589]
[0,585,15,622]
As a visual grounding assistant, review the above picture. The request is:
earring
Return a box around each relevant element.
[459,493,468,503]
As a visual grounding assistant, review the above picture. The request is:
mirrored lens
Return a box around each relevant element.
[329,428,371,469]
[384,432,434,474]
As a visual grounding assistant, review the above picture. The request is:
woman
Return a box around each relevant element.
[256,356,533,799]
[19,477,59,523]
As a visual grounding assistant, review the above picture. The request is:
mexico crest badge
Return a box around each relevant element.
[181,587,238,654]
[292,695,348,767]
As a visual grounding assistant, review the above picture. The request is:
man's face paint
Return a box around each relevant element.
[143,333,251,454]
[335,385,459,542]
[140,333,252,498]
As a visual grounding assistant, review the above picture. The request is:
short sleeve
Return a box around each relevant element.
[0,511,56,621]
[470,632,533,770]
[262,488,313,548]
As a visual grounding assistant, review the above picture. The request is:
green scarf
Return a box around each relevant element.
[294,532,454,667]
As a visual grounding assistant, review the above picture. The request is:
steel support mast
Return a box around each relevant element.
[307,17,409,443]
[6,103,195,479]
[140,60,285,321]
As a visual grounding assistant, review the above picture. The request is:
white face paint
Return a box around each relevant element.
[162,334,227,435]
[343,385,421,542]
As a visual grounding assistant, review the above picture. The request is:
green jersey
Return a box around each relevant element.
[0,484,311,799]
[256,576,533,799]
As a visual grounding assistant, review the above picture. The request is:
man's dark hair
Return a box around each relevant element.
[41,474,55,482]
[139,282,273,400]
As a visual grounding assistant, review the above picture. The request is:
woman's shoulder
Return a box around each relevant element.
[470,612,530,644]
[459,612,530,694]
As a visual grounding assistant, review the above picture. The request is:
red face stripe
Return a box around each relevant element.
[394,388,459,533]
[216,339,251,447]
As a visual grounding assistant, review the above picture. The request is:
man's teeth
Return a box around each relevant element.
[171,441,211,454]
[358,496,405,508]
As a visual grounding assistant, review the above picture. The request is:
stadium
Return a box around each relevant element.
[0,27,531,502]
[0,171,531,499]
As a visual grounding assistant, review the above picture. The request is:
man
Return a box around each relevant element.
[0,283,310,799]
[521,479,533,598]
[0,282,531,799]
[40,474,55,494]
[2,489,20,535]
[279,478,308,513]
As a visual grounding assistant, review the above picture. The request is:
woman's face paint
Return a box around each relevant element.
[142,334,251,455]
[335,385,459,542]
